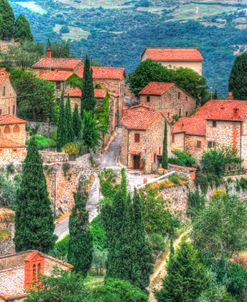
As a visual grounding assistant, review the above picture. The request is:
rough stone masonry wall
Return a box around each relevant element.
[0,218,15,256]
[27,122,57,137]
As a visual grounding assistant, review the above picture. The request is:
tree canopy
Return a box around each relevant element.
[0,0,15,40]
[14,14,33,42]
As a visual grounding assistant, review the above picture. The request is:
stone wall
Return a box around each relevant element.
[27,122,57,137]
[0,209,15,256]
[0,147,26,167]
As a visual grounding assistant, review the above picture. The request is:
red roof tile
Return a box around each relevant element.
[172,117,206,136]
[66,88,106,99]
[77,66,126,80]
[139,82,175,95]
[32,57,82,70]
[39,70,73,81]
[194,100,247,121]
[142,48,203,62]
[122,105,162,130]
[0,114,26,125]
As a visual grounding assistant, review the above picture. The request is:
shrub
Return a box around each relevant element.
[169,149,196,167]
[49,235,69,261]
[90,215,106,250]
[28,135,56,150]
[62,142,80,155]
[187,190,206,219]
[168,174,180,185]
[195,172,209,194]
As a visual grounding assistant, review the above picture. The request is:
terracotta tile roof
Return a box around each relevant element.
[0,114,26,125]
[195,100,247,121]
[0,137,25,148]
[39,70,73,81]
[122,105,162,130]
[172,117,206,136]
[77,66,126,80]
[142,48,204,62]
[32,57,82,70]
[66,88,106,99]
[0,68,10,86]
[139,82,175,95]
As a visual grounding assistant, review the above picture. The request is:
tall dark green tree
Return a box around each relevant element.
[229,52,247,100]
[95,91,110,133]
[162,121,168,169]
[14,14,33,42]
[155,242,209,302]
[0,0,15,40]
[81,56,96,114]
[14,138,55,253]
[68,183,93,277]
[72,104,82,139]
[65,96,74,143]
[57,93,67,151]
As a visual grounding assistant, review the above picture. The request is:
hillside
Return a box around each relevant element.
[10,0,247,95]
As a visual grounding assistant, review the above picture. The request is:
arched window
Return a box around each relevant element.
[38,263,41,276]
[4,125,10,134]
[33,264,37,280]
[13,125,20,133]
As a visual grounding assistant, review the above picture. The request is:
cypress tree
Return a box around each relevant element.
[95,91,110,133]
[132,191,152,289]
[65,96,74,143]
[14,138,55,253]
[162,121,168,169]
[72,104,82,139]
[81,56,96,115]
[57,92,66,151]
[14,14,33,42]
[0,0,15,40]
[155,242,209,302]
[68,182,93,277]
[229,52,247,100]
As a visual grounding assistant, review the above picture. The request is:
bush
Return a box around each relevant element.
[90,215,106,250]
[168,174,180,185]
[195,172,209,194]
[28,135,56,150]
[49,235,69,261]
[62,142,80,155]
[169,149,196,167]
[187,190,206,219]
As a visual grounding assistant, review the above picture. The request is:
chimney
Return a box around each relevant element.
[46,47,52,58]
[228,91,234,100]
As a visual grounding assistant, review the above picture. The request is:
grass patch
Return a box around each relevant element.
[28,135,56,150]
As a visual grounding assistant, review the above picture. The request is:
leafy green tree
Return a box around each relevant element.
[14,138,55,253]
[81,56,96,114]
[72,104,82,139]
[229,52,247,100]
[0,0,15,40]
[96,91,110,133]
[128,59,172,97]
[10,69,56,122]
[14,14,33,42]
[81,111,102,152]
[1,41,43,69]
[169,149,196,167]
[155,242,209,302]
[48,40,71,58]
[198,286,236,302]
[187,190,206,219]
[162,121,168,169]
[65,96,74,143]
[57,93,67,151]
[192,194,247,261]
[26,269,86,302]
[68,183,93,277]
[0,175,21,208]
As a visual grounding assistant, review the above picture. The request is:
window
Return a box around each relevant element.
[196,141,202,148]
[186,112,188,117]
[154,153,156,163]
[8,107,10,114]
[56,81,61,90]
[172,134,175,143]
[167,112,170,118]
[186,96,188,101]
[2,86,5,97]
[208,141,216,148]
[159,147,161,154]
[12,105,15,115]
[179,109,182,116]
[13,125,20,133]
[4,126,10,133]
[178,92,181,99]
[212,121,217,128]
[33,264,37,280]
[38,263,41,275]
[134,133,140,143]
[147,96,150,103]
[0,109,2,115]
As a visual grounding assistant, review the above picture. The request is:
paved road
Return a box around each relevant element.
[101,129,121,168]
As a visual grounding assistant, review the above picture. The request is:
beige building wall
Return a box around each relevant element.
[0,78,17,115]
[0,124,26,145]
[140,86,196,119]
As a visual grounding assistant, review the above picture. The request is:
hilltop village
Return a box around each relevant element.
[0,1,247,302]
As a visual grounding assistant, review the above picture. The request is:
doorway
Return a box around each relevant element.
[133,155,141,170]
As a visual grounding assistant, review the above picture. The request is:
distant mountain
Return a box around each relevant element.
[10,0,247,95]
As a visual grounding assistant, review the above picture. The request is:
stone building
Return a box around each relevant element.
[0,115,27,165]
[139,82,196,120]
[121,105,165,173]
[0,250,72,301]
[0,68,17,116]
[141,48,204,75]
[172,99,247,166]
